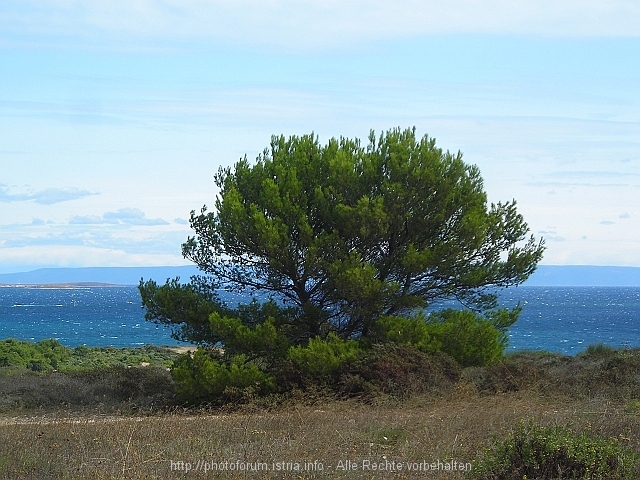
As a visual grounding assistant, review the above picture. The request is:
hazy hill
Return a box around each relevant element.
[1,265,640,287]
[524,265,640,287]
[0,266,200,286]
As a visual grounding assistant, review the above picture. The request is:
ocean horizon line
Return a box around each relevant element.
[1,265,640,287]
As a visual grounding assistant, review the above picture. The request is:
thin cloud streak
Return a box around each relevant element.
[0,184,98,204]
[69,208,169,226]
[1,1,639,52]
[2,227,188,255]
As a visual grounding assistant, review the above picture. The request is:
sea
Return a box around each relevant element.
[1,286,639,355]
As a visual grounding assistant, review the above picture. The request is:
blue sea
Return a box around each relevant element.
[1,286,639,355]
[499,287,640,354]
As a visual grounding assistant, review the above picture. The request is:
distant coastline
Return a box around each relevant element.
[1,265,640,287]
[0,266,200,287]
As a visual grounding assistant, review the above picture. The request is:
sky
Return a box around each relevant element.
[0,1,639,274]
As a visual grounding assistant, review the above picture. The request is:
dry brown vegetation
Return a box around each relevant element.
[2,393,639,479]
[2,346,640,479]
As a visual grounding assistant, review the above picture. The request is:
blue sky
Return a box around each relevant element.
[1,1,639,273]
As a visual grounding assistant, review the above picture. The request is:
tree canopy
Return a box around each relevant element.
[175,127,544,341]
[139,127,545,403]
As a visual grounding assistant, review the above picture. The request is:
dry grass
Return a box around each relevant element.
[3,348,640,478]
[1,391,639,479]
[0,366,175,414]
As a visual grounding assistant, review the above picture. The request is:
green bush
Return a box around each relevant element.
[426,309,508,367]
[209,312,291,360]
[36,338,71,369]
[372,313,440,352]
[470,420,639,480]
[579,343,617,358]
[171,349,275,404]
[0,338,71,372]
[62,344,177,370]
[287,333,361,382]
[371,308,516,368]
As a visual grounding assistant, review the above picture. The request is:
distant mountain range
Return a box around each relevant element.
[0,266,201,286]
[523,266,640,287]
[1,265,640,287]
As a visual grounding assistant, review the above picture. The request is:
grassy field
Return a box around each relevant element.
[2,346,640,479]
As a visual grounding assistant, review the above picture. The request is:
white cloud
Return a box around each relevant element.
[2,225,186,254]
[0,1,638,269]
[0,245,186,273]
[1,0,639,51]
[69,208,169,226]
[69,215,108,225]
[0,184,98,204]
[103,208,169,226]
[3,232,86,248]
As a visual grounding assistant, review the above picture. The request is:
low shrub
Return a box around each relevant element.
[372,308,516,368]
[372,313,439,352]
[462,355,552,394]
[460,348,640,401]
[0,339,179,372]
[287,333,361,383]
[207,301,294,360]
[72,365,176,403]
[426,309,509,367]
[168,338,462,404]
[341,343,461,398]
[470,420,639,480]
[171,349,275,404]
[0,338,71,372]
[579,343,617,359]
[0,365,175,412]
[62,344,177,370]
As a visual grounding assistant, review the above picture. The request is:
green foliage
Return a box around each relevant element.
[138,276,227,344]
[181,127,543,340]
[0,338,71,372]
[207,299,299,360]
[372,308,518,367]
[61,344,178,370]
[171,349,275,404]
[209,314,289,360]
[0,340,179,373]
[579,343,617,358]
[138,127,543,404]
[287,333,361,381]
[484,305,522,333]
[372,313,440,352]
[426,309,513,367]
[470,420,639,479]
[32,339,70,369]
